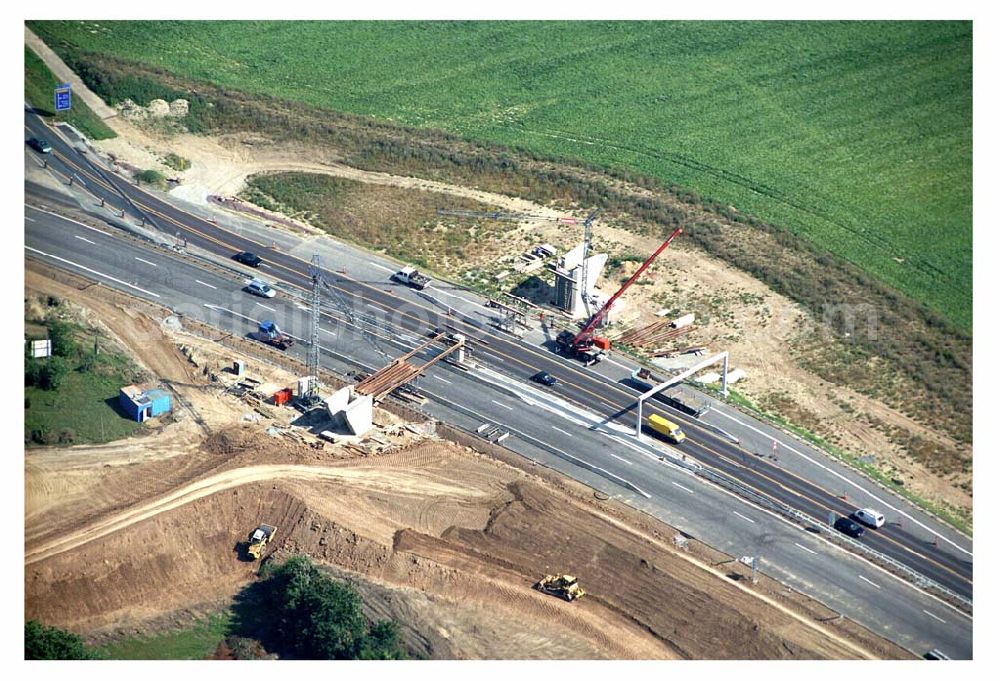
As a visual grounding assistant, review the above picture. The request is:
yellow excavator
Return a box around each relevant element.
[534,574,586,601]
[247,524,277,560]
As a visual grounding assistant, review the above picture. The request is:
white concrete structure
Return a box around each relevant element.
[325,385,374,436]
[553,243,608,319]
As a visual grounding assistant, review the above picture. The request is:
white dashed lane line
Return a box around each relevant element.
[135,257,158,267]
[551,426,572,437]
[369,261,394,273]
[794,543,817,555]
[256,303,277,312]
[923,609,947,624]
[433,376,452,384]
[25,247,160,298]
[671,481,695,494]
[491,400,513,410]
[320,328,337,337]
[733,511,756,524]
[73,235,96,244]
[195,280,217,290]
[858,575,882,589]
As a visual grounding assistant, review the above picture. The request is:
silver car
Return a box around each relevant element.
[246,278,276,298]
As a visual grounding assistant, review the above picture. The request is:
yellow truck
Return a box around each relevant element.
[648,413,686,444]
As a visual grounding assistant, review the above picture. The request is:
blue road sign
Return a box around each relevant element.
[55,83,71,112]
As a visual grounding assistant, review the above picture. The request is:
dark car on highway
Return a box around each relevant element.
[833,517,865,538]
[233,251,263,267]
[27,137,52,154]
[531,371,558,386]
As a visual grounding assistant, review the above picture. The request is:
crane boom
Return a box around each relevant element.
[573,226,683,346]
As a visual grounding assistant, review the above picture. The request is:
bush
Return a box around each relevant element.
[47,319,78,358]
[256,556,405,659]
[38,356,69,391]
[136,169,167,187]
[25,620,96,660]
[162,153,190,171]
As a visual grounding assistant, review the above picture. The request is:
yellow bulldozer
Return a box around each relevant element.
[247,524,277,560]
[534,574,586,601]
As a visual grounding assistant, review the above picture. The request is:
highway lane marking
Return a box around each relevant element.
[73,235,96,244]
[256,303,277,312]
[491,400,513,410]
[858,575,882,589]
[26,203,111,237]
[711,407,971,557]
[733,511,756,524]
[25,247,160,298]
[922,609,947,624]
[609,452,632,465]
[369,261,394,273]
[551,426,572,437]
[794,543,817,555]
[135,257,158,267]
[433,376,452,384]
[195,280,218,290]
[24,216,35,222]
[433,287,492,311]
[296,304,310,311]
[672,482,695,494]
[67,167,970,583]
[320,328,337,337]
[203,304,257,324]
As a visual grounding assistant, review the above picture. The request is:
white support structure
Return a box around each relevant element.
[634,351,729,437]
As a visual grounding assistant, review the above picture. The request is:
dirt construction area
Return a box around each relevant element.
[22,265,914,660]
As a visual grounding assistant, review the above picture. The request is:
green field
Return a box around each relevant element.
[28,20,972,328]
[96,613,231,660]
[23,47,115,140]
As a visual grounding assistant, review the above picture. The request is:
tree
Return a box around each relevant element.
[258,556,405,660]
[25,620,95,660]
[38,356,69,391]
[46,319,77,358]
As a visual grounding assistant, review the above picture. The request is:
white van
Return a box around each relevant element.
[853,508,885,528]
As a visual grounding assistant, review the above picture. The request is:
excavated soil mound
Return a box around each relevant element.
[25,437,881,659]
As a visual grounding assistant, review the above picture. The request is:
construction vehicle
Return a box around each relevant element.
[555,226,684,365]
[534,574,586,601]
[250,320,294,350]
[247,524,277,560]
[392,266,431,290]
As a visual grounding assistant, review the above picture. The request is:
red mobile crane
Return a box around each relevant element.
[555,226,683,365]
[436,208,683,364]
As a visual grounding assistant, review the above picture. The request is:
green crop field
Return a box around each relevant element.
[28,20,972,328]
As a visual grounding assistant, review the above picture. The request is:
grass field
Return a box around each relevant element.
[28,21,971,328]
[23,47,115,140]
[96,613,231,660]
[24,317,144,446]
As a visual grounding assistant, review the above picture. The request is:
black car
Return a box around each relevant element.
[531,371,557,387]
[27,137,52,154]
[833,517,865,538]
[233,251,263,267]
